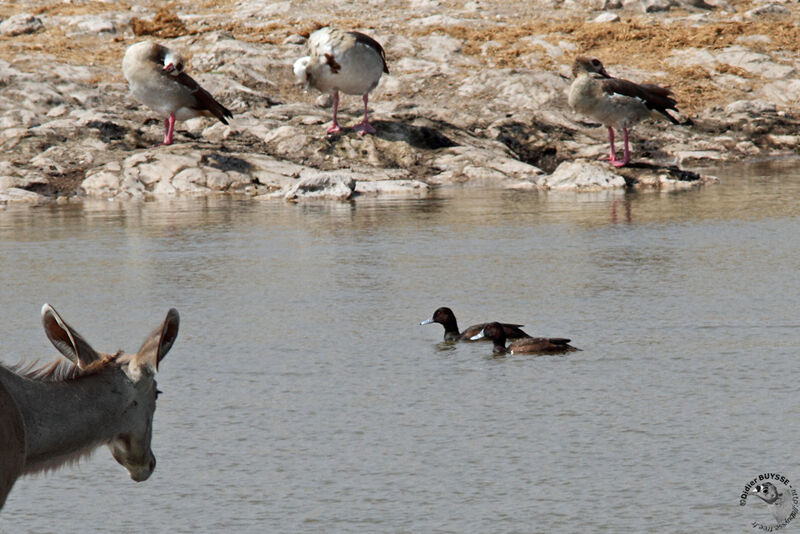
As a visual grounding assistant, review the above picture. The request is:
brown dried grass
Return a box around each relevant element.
[130,6,190,38]
[1,1,798,113]
[412,16,800,112]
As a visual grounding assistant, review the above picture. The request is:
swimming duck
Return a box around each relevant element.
[122,41,232,146]
[470,322,579,355]
[568,56,680,167]
[293,27,388,135]
[420,307,529,342]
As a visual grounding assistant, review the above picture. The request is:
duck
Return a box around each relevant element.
[568,56,681,167]
[122,41,232,146]
[470,322,579,355]
[750,482,795,524]
[293,27,388,135]
[420,307,530,342]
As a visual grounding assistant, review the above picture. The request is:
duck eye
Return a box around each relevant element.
[592,59,600,66]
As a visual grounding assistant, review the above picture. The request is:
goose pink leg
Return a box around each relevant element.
[161,114,176,146]
[611,127,632,167]
[605,126,631,167]
[352,93,376,135]
[606,126,617,164]
[326,91,341,134]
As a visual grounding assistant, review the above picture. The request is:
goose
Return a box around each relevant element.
[568,56,680,167]
[470,322,579,355]
[420,307,530,342]
[122,41,232,146]
[293,27,388,135]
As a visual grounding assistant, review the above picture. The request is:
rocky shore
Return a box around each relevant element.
[0,0,798,203]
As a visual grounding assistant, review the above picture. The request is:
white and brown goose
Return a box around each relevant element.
[568,56,680,167]
[122,41,232,146]
[293,27,388,135]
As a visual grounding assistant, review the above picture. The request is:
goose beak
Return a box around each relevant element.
[470,329,486,341]
[419,319,434,326]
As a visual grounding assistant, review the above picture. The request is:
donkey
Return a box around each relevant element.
[0,303,179,510]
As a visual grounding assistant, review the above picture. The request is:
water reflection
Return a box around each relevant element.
[0,159,798,532]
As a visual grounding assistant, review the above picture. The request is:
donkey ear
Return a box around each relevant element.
[137,308,179,371]
[41,304,102,368]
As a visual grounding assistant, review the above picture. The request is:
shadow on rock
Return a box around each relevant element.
[86,121,127,142]
[201,153,253,173]
[372,120,457,150]
[490,121,567,174]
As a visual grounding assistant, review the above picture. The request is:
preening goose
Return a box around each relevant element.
[294,27,388,135]
[122,41,232,146]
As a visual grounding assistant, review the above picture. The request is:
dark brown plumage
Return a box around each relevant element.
[173,72,233,125]
[420,307,530,342]
[472,322,579,355]
[600,78,680,124]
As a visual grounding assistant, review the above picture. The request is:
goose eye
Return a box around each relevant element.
[175,62,183,71]
[592,59,601,66]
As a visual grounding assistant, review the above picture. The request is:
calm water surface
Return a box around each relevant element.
[0,160,798,533]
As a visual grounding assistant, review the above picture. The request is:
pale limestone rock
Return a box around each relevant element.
[0,188,42,203]
[0,14,44,36]
[760,80,800,106]
[417,34,463,61]
[540,161,626,190]
[73,16,116,34]
[724,99,776,116]
[284,173,356,202]
[430,146,543,185]
[744,3,790,18]
[283,34,306,45]
[593,12,621,22]
[666,48,716,68]
[152,179,178,196]
[81,170,122,197]
[766,135,800,147]
[207,170,251,191]
[315,94,333,108]
[715,46,793,79]
[0,109,39,129]
[172,168,209,191]
[413,14,464,26]
[735,141,761,156]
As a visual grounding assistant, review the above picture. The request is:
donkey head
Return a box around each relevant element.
[40,304,179,482]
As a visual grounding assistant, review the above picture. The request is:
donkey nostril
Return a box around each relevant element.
[150,458,156,471]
